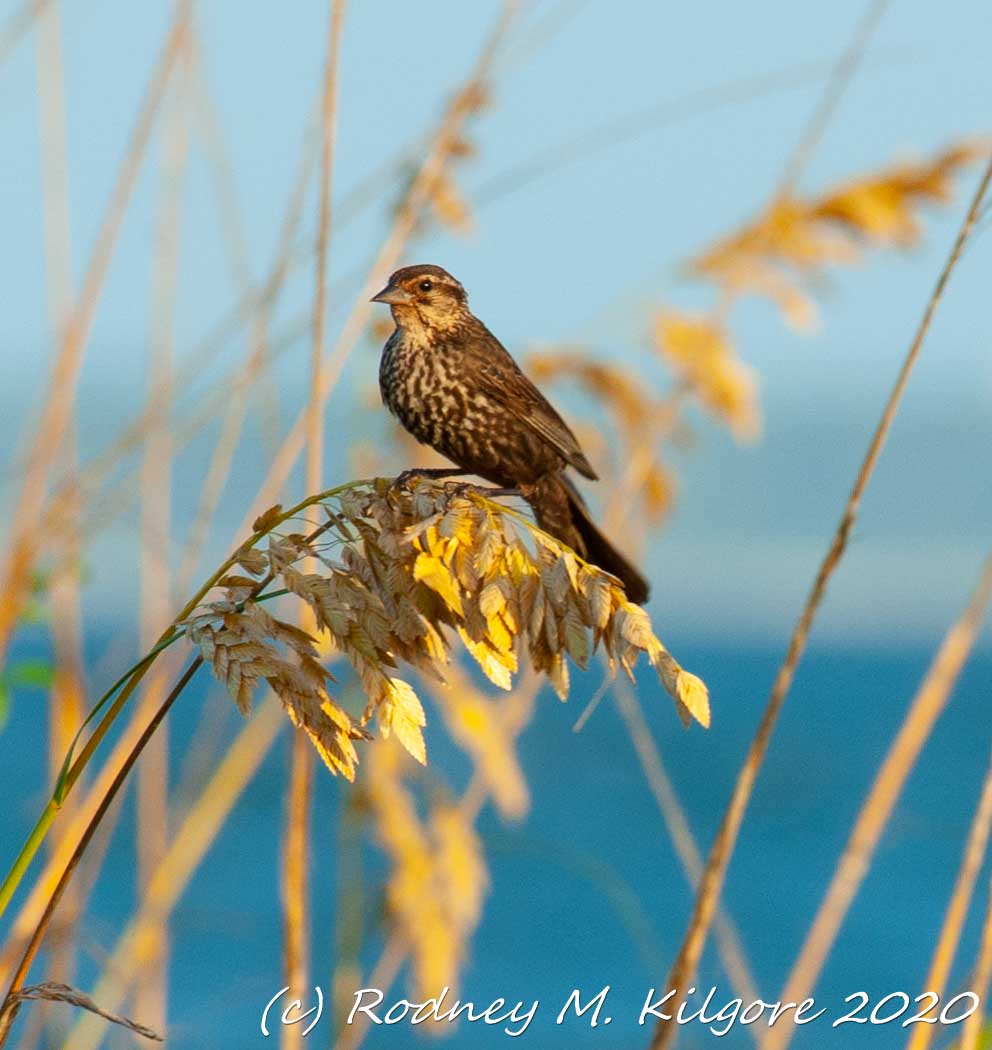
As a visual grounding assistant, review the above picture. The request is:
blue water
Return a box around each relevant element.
[2,636,990,1049]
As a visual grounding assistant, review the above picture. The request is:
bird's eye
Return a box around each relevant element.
[419,279,433,292]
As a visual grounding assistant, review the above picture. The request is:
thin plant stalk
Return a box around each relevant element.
[34,0,83,1038]
[331,936,405,1050]
[775,0,891,198]
[330,802,365,1042]
[0,658,204,1046]
[173,49,320,592]
[614,681,766,1044]
[0,0,54,68]
[134,22,192,1032]
[0,632,190,973]
[763,552,992,1050]
[960,874,992,1050]
[906,740,992,1050]
[649,159,992,1050]
[63,696,286,1050]
[282,2,346,1033]
[0,0,193,674]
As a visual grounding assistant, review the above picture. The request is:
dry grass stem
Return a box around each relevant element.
[281,735,313,1050]
[649,158,992,1050]
[614,682,766,1046]
[174,96,320,593]
[187,40,254,292]
[775,0,891,197]
[281,5,347,1033]
[133,25,192,1032]
[0,0,193,674]
[0,659,203,1044]
[0,704,161,976]
[34,1,84,1035]
[11,983,161,1043]
[960,876,992,1050]
[331,936,405,1050]
[63,696,285,1050]
[0,0,54,68]
[763,551,992,1050]
[906,740,992,1050]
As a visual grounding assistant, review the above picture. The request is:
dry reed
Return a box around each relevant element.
[649,157,992,1050]
[907,736,992,1050]
[282,4,347,1040]
[764,551,992,1050]
[134,28,192,1032]
[33,2,83,1041]
[63,696,286,1050]
[960,877,992,1049]
[0,0,193,672]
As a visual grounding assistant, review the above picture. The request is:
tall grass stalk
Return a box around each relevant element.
[282,4,347,1040]
[774,0,891,198]
[0,657,203,1044]
[764,551,992,1050]
[613,681,765,1045]
[63,695,286,1050]
[649,158,992,1050]
[960,872,992,1049]
[0,0,193,673]
[0,0,54,68]
[134,25,192,1031]
[907,735,992,1050]
[34,1,82,1041]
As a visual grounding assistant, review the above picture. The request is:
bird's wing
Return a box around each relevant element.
[468,332,598,480]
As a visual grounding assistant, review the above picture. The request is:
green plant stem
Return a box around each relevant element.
[0,481,371,1039]
[0,657,203,1045]
[0,480,368,925]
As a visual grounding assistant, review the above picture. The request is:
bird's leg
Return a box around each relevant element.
[391,467,472,489]
[442,482,523,506]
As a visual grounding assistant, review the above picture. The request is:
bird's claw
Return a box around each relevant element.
[442,482,521,508]
[391,468,425,491]
[443,481,476,505]
[390,467,471,492]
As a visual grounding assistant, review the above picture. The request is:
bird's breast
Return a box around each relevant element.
[379,330,559,485]
[381,335,468,434]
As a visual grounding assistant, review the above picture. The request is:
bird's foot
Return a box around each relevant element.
[391,467,472,491]
[442,482,522,507]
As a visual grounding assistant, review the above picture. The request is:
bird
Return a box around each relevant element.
[371,264,649,605]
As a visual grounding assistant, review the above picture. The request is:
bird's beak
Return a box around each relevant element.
[370,284,414,306]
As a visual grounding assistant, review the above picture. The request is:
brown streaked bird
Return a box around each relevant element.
[372,264,649,604]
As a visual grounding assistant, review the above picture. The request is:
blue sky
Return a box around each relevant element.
[1,0,990,643]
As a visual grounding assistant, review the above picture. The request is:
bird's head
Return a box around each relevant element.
[371,264,468,332]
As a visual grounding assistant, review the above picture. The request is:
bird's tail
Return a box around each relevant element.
[531,474,650,605]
